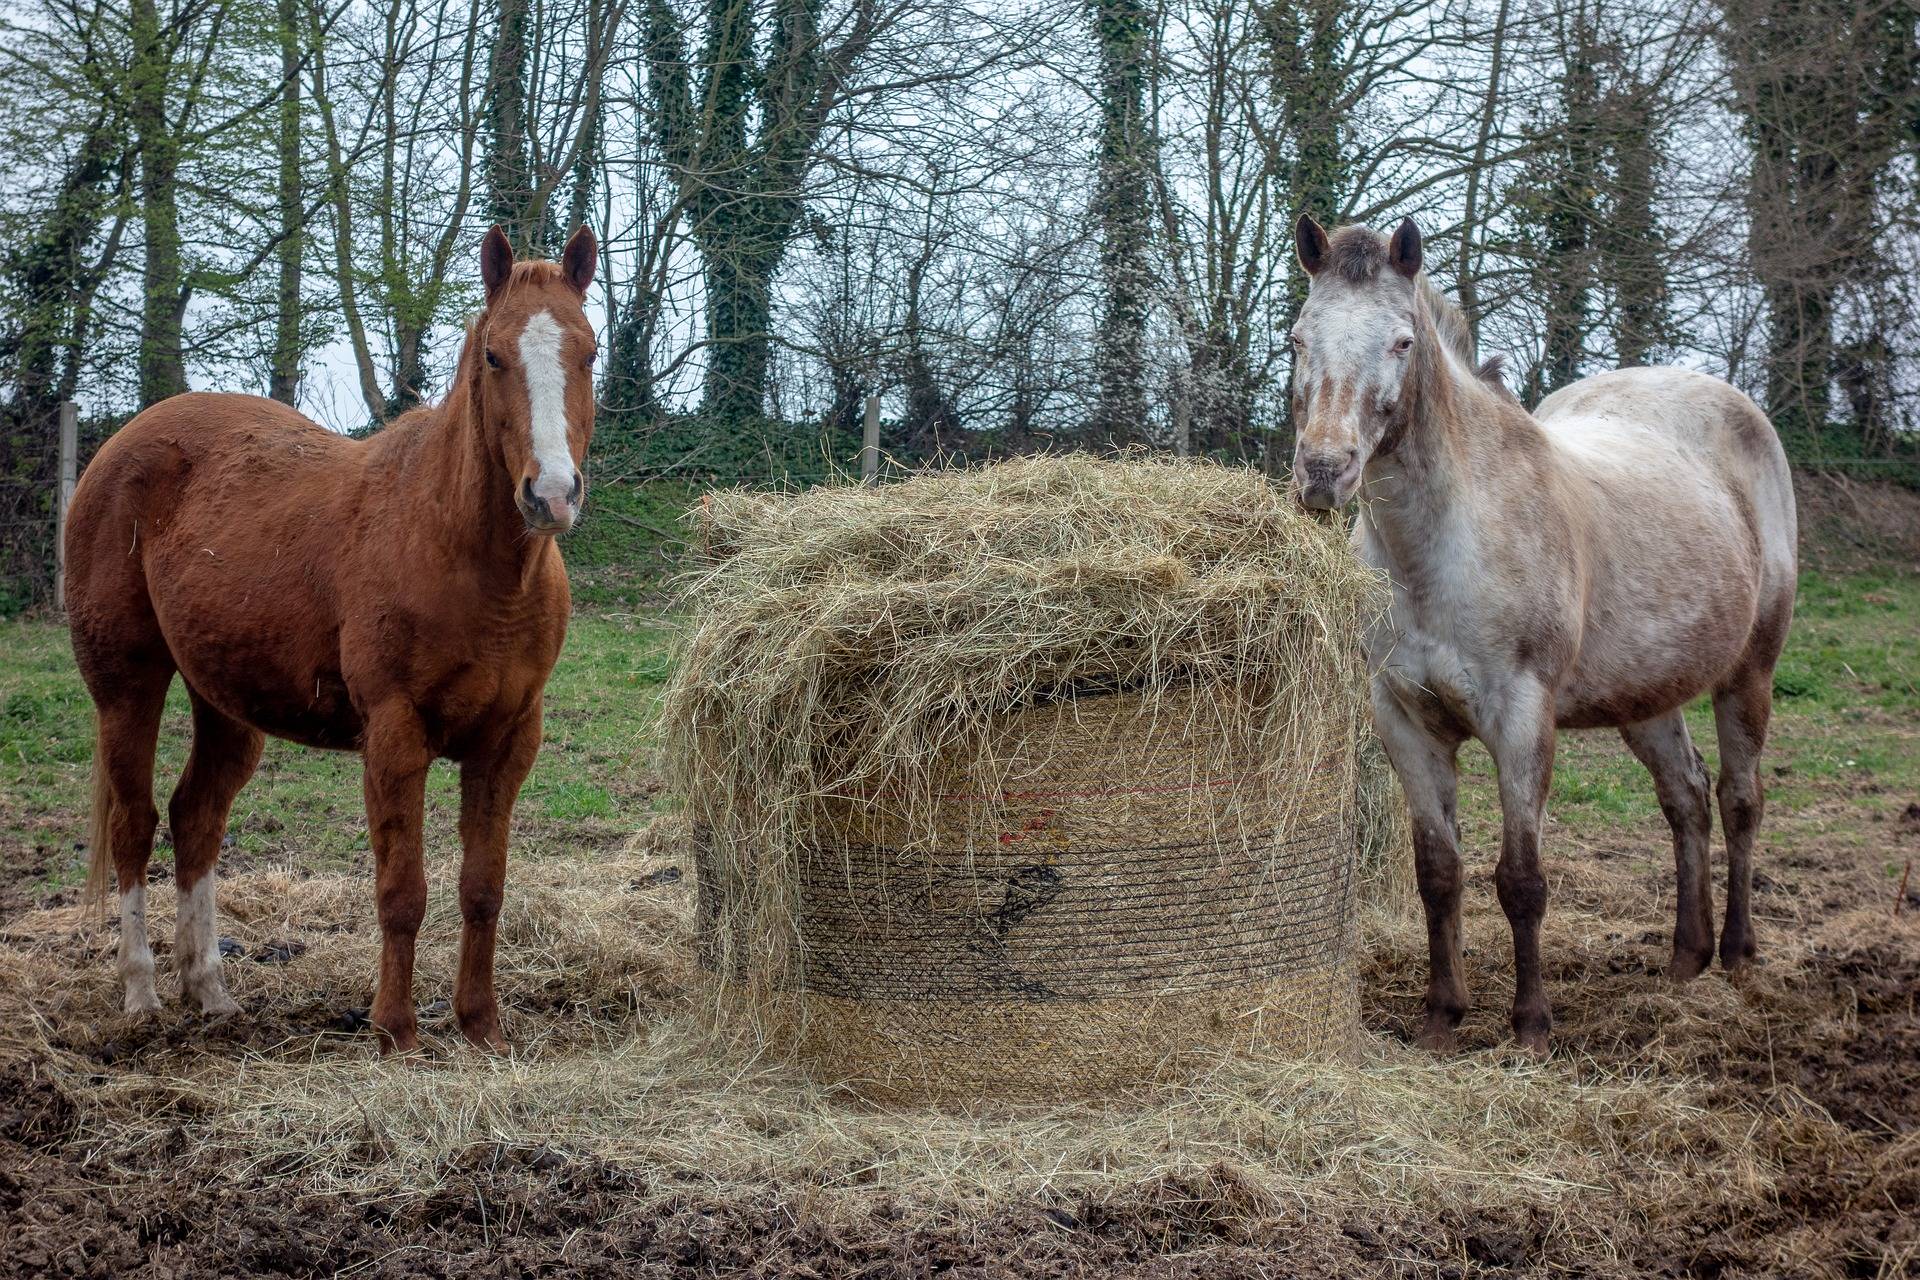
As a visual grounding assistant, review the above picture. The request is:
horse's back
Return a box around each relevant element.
[1538,367,1789,480]
[1532,367,1797,721]
[1535,366,1796,582]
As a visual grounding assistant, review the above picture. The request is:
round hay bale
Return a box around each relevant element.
[663,454,1387,1102]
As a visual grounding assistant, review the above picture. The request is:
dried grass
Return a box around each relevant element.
[657,453,1388,1005]
[0,833,1773,1236]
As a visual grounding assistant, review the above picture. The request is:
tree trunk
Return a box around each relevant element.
[485,0,534,248]
[1454,0,1511,341]
[1602,85,1668,368]
[385,320,431,418]
[270,0,304,405]
[1090,0,1154,446]
[1263,0,1347,468]
[130,0,187,407]
[603,267,661,446]
[6,116,118,422]
[700,243,777,423]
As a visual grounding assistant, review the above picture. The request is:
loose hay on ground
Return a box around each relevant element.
[0,840,1769,1237]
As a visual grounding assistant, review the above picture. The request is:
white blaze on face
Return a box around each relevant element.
[1297,283,1413,430]
[517,310,579,525]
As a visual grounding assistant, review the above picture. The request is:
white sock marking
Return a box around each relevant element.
[176,873,238,1014]
[119,885,160,1014]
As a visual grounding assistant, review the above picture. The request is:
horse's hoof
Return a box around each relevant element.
[123,987,162,1017]
[458,1016,509,1054]
[1667,948,1711,983]
[466,1028,510,1055]
[1511,1028,1551,1059]
[375,1025,422,1056]
[188,979,243,1017]
[1510,1008,1552,1059]
[1414,1016,1459,1054]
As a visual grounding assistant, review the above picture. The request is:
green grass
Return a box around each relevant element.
[2,564,1914,895]
[0,614,676,887]
[564,480,702,609]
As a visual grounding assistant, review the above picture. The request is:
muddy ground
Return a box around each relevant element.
[2,474,1915,1279]
[3,800,1914,1280]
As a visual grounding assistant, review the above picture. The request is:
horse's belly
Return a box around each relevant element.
[231,676,363,749]
[175,637,363,749]
[1556,595,1757,728]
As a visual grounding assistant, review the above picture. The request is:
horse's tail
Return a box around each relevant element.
[83,714,114,923]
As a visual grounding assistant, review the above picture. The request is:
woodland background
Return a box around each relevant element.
[1,0,1917,607]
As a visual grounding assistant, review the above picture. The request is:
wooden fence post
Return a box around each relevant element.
[861,392,880,485]
[54,401,77,613]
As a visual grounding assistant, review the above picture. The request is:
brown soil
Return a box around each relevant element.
[3,478,1916,1278]
[4,819,1915,1279]
[1794,471,1920,574]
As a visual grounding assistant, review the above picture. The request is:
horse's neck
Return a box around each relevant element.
[1359,351,1535,592]
[397,387,548,587]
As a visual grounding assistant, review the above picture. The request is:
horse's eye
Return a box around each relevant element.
[1392,335,1414,355]
[585,349,598,368]
[485,349,503,370]
[1290,333,1305,349]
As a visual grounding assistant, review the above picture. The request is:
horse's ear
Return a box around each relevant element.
[1388,217,1423,279]
[562,225,597,295]
[481,226,514,302]
[1296,213,1330,277]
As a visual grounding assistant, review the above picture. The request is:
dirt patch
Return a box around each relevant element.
[1795,473,1920,574]
[3,826,1916,1278]
[2,1129,1460,1280]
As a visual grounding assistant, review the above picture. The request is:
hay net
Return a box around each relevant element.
[658,452,1387,1012]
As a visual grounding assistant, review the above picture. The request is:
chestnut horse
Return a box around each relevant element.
[1290,215,1796,1054]
[67,225,598,1053]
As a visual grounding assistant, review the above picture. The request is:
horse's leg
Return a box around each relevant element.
[1486,683,1556,1055]
[1618,710,1715,981]
[168,692,264,1014]
[363,705,433,1054]
[89,668,173,1015]
[453,710,542,1052]
[1713,664,1773,972]
[1371,686,1468,1051]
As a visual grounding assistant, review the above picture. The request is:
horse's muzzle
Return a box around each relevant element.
[1296,451,1360,511]
[519,472,583,534]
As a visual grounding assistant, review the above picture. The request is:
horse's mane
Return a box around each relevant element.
[1323,225,1511,396]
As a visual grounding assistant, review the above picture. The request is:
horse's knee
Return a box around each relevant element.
[1717,770,1762,838]
[1411,823,1461,905]
[377,882,426,936]
[118,796,159,847]
[1494,853,1546,922]
[459,883,502,929]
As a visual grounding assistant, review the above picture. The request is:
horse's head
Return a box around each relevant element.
[474,224,598,535]
[1288,214,1424,511]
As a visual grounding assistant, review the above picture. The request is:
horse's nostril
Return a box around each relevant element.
[569,472,583,504]
[520,477,537,506]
